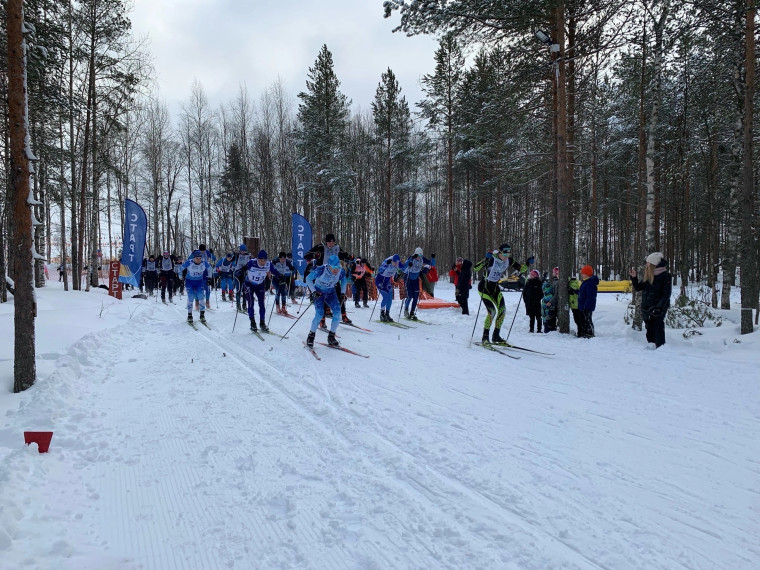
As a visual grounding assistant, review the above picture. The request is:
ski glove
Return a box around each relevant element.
[310,291,322,302]
[486,252,493,259]
[527,256,535,265]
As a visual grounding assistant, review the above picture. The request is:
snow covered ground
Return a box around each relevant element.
[1,279,758,569]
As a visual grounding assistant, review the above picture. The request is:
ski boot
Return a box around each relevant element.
[355,301,361,309]
[341,314,353,325]
[199,311,206,324]
[482,329,490,344]
[275,302,281,314]
[221,291,227,302]
[187,313,193,323]
[250,319,258,332]
[379,310,388,322]
[281,306,290,316]
[491,329,505,344]
[327,331,340,347]
[409,311,418,321]
[259,320,269,333]
[306,331,315,348]
[363,301,369,308]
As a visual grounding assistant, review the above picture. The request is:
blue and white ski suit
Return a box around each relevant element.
[181,258,211,312]
[215,257,235,292]
[244,259,281,322]
[375,257,401,313]
[306,265,349,333]
[402,254,431,314]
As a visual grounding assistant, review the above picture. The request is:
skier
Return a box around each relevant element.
[157,251,176,303]
[232,244,252,312]
[305,254,349,348]
[304,233,353,324]
[143,254,158,296]
[182,250,211,324]
[173,255,185,297]
[243,250,281,333]
[522,269,543,333]
[272,251,295,315]
[374,254,402,322]
[197,244,216,308]
[215,252,235,301]
[402,247,432,320]
[473,244,533,343]
[630,252,671,348]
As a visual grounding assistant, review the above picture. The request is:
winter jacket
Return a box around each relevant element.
[541,281,555,319]
[456,260,473,294]
[568,277,580,310]
[522,277,543,317]
[631,259,672,318]
[578,275,599,312]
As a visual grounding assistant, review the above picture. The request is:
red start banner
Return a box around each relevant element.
[109,261,122,300]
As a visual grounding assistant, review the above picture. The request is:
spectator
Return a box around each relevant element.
[578,265,599,338]
[630,252,672,348]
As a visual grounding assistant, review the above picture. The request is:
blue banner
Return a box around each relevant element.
[291,213,312,278]
[118,199,147,287]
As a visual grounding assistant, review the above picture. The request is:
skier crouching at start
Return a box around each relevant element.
[182,250,212,323]
[305,255,349,349]
[473,244,533,344]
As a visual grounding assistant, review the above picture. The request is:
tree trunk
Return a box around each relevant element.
[741,0,757,334]
[7,0,37,392]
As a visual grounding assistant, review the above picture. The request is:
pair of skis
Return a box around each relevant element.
[187,319,210,331]
[374,320,414,329]
[474,341,554,359]
[303,341,369,359]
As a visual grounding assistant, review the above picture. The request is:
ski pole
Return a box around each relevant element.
[398,271,409,320]
[267,281,279,327]
[505,288,524,342]
[232,282,245,333]
[469,286,485,347]
[368,288,380,322]
[280,297,315,340]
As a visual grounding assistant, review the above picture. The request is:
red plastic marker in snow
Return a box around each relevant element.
[24,431,53,453]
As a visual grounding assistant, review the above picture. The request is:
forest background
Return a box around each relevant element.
[1,0,758,332]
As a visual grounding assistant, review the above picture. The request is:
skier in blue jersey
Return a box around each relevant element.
[304,233,354,325]
[244,250,281,333]
[305,255,349,348]
[272,251,295,315]
[182,250,212,323]
[158,251,177,303]
[375,254,403,322]
[402,247,432,320]
[196,244,216,308]
[215,252,235,302]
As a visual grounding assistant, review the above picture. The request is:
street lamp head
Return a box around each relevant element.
[535,30,552,46]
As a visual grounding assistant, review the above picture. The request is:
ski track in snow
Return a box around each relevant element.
[1,284,759,569]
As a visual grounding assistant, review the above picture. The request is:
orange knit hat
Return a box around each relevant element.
[580,265,593,277]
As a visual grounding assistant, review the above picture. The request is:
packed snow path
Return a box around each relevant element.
[1,286,759,569]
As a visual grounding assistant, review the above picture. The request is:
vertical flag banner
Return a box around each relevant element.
[291,213,312,278]
[118,199,147,287]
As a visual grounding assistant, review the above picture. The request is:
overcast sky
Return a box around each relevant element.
[130,0,440,119]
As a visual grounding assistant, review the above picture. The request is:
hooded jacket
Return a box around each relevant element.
[456,259,472,294]
[522,276,543,317]
[578,275,599,312]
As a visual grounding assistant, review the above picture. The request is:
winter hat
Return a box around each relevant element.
[257,249,268,260]
[327,255,341,268]
[325,233,335,243]
[191,250,202,258]
[226,252,233,258]
[552,266,559,274]
[646,252,663,266]
[392,254,401,263]
[498,243,512,254]
[279,251,286,258]
[163,251,169,256]
[530,269,540,279]
[149,255,155,260]
[456,257,463,264]
[580,265,593,277]
[239,244,247,252]
[199,243,206,250]
[414,247,423,256]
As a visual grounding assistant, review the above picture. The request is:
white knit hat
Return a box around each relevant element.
[414,247,423,256]
[645,252,663,265]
